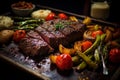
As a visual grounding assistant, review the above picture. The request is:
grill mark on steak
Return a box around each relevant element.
[35,26,57,48]
[39,20,69,47]
[27,30,44,40]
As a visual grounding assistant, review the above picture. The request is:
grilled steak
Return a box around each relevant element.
[19,19,86,57]
[35,26,57,48]
[19,30,53,56]
[40,20,69,48]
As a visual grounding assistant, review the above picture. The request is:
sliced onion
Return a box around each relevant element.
[83,30,95,41]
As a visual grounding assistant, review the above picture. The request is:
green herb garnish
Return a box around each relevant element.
[55,23,64,30]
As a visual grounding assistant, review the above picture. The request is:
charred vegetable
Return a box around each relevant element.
[13,19,44,30]
[13,30,26,42]
[49,53,73,70]
[76,55,93,70]
[77,51,98,69]
[109,48,120,63]
[59,44,76,56]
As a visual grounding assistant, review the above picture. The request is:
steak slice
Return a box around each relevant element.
[19,30,54,56]
[40,20,69,48]
[35,26,57,48]
[19,37,50,56]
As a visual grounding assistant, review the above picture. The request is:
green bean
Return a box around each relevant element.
[72,55,81,65]
[77,51,98,69]
[77,55,93,71]
[15,19,44,27]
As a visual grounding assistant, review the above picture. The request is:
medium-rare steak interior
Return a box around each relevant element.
[19,19,86,56]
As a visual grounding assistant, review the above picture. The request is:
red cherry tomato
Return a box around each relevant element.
[56,54,73,70]
[45,12,56,21]
[109,48,120,63]
[58,13,68,19]
[13,30,26,42]
[81,41,93,52]
[91,30,103,38]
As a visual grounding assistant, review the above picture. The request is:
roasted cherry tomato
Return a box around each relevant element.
[109,48,120,63]
[56,54,73,70]
[58,13,68,19]
[45,12,56,21]
[13,30,26,42]
[81,40,93,52]
[91,30,103,38]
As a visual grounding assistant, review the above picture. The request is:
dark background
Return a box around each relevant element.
[0,0,120,22]
[0,0,120,80]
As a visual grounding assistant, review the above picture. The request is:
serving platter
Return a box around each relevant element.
[0,5,120,80]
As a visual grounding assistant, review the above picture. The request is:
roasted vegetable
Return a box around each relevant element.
[13,30,26,42]
[56,54,73,70]
[91,30,104,38]
[50,53,73,70]
[76,55,93,71]
[74,40,93,52]
[82,17,92,25]
[59,44,76,56]
[72,55,81,65]
[58,13,68,19]
[82,35,101,55]
[94,49,100,63]
[45,12,56,21]
[104,29,112,42]
[74,40,92,52]
[109,48,120,63]
[83,30,95,40]
[15,19,44,27]
[74,41,83,52]
[81,40,93,52]
[69,16,78,22]
[77,51,98,69]
[49,54,57,64]
[87,24,102,31]
[0,30,14,44]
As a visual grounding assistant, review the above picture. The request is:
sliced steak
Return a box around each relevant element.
[19,37,50,56]
[40,20,69,48]
[19,30,54,56]
[27,30,44,40]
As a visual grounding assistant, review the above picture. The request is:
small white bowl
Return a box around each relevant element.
[11,4,35,16]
